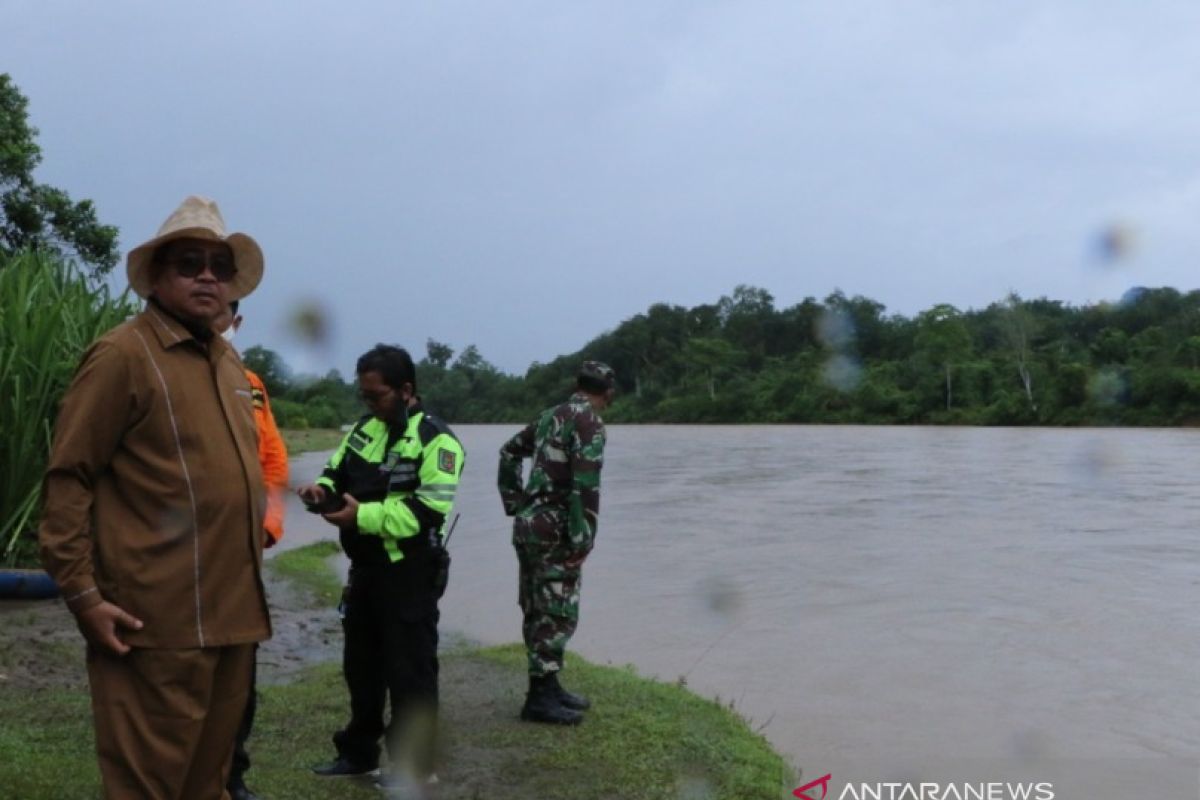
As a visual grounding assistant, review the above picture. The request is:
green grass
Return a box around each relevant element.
[236,663,385,799]
[0,653,793,800]
[265,539,343,607]
[0,541,795,799]
[462,645,794,800]
[0,688,98,799]
[280,428,344,455]
[0,665,381,800]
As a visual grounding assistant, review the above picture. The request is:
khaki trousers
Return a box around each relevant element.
[86,643,255,800]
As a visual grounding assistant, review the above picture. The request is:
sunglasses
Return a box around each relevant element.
[164,249,238,283]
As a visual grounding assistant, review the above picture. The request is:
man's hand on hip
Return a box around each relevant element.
[76,601,144,656]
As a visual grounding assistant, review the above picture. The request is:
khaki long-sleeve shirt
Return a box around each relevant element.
[39,305,271,648]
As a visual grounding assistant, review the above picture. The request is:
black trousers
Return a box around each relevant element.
[228,651,257,789]
[334,561,440,777]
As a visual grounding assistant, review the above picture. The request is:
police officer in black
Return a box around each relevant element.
[300,345,464,797]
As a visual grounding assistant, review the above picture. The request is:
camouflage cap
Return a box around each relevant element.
[578,360,616,391]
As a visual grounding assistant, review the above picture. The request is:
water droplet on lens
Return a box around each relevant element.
[676,765,715,799]
[1074,438,1121,490]
[816,309,856,350]
[1091,222,1137,266]
[1086,369,1125,406]
[699,575,744,618]
[822,354,862,392]
[287,301,331,346]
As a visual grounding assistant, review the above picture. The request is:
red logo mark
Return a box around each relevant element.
[794,773,833,800]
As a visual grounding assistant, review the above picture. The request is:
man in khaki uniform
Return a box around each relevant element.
[39,196,272,800]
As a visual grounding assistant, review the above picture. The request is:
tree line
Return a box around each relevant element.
[7,70,1199,429]
[246,283,1200,427]
[7,74,1200,570]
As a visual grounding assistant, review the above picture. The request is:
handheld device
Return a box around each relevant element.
[304,492,347,514]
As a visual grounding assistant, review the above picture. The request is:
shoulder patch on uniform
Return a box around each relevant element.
[438,447,458,474]
[251,387,266,409]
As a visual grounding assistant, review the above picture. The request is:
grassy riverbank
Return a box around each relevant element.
[265,538,342,605]
[0,543,794,799]
[280,427,345,455]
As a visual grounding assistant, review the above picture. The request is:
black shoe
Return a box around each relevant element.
[520,676,583,725]
[227,784,260,800]
[312,756,380,777]
[545,672,591,711]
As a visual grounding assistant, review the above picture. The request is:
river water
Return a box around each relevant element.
[282,425,1200,794]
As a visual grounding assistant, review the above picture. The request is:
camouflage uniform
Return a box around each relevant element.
[498,365,611,678]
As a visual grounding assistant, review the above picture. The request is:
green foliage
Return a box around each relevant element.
[253,282,1200,428]
[0,74,119,275]
[563,283,1200,427]
[914,303,972,412]
[270,396,310,429]
[425,337,454,369]
[419,344,531,422]
[0,249,137,566]
[291,369,359,425]
[251,355,360,430]
[242,344,293,397]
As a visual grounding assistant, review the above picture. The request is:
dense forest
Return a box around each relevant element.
[248,284,1200,427]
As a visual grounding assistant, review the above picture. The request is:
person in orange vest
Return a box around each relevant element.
[213,298,289,800]
[217,299,289,547]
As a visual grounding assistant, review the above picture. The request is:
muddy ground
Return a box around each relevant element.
[0,570,540,800]
[0,569,344,692]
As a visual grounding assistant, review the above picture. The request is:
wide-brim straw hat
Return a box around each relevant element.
[126,195,264,300]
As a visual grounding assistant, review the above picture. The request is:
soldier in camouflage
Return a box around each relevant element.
[497,360,616,725]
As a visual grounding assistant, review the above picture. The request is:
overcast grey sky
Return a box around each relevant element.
[6,1,1200,375]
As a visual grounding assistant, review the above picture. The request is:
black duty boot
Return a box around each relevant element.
[545,672,591,711]
[520,675,583,725]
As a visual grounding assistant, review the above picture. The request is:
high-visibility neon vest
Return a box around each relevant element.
[318,408,464,563]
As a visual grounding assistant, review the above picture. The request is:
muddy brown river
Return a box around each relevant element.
[281,425,1200,795]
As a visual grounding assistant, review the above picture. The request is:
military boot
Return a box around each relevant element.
[520,675,583,725]
[545,672,591,711]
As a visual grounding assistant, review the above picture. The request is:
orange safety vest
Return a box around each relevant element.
[246,369,289,546]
